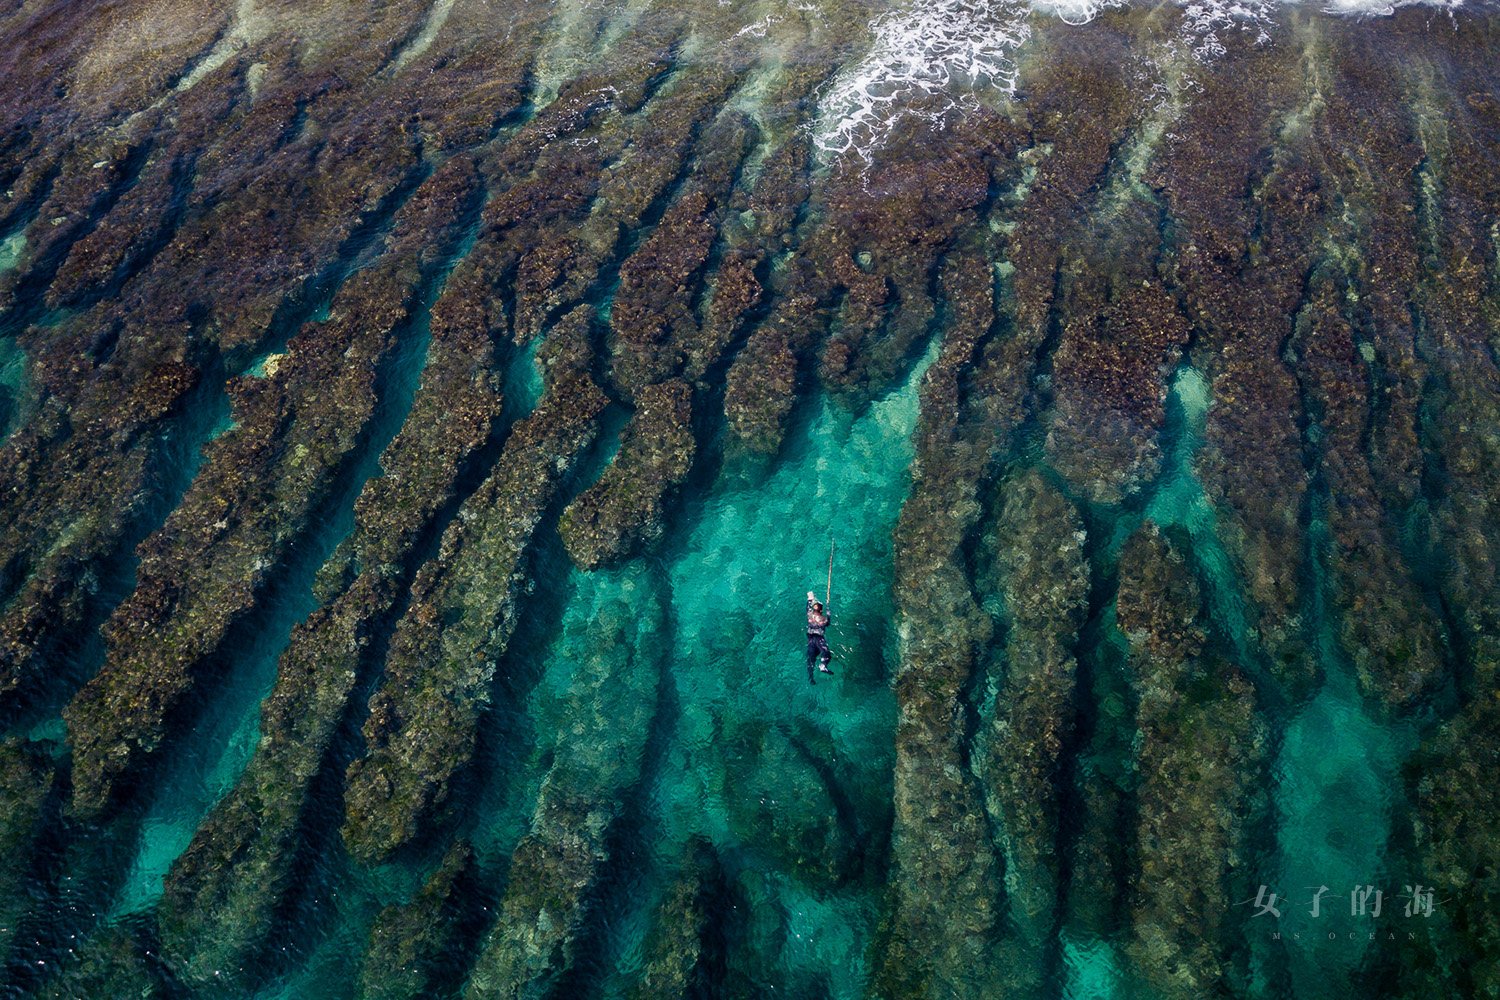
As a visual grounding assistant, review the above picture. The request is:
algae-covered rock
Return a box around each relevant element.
[1295,280,1443,712]
[358,840,485,1000]
[1393,646,1500,998]
[879,246,1008,998]
[1127,662,1266,1000]
[978,469,1088,955]
[61,151,478,821]
[1116,522,1267,999]
[344,305,608,861]
[722,721,857,889]
[559,378,695,571]
[623,837,717,1000]
[1116,521,1204,670]
[1045,280,1191,506]
[607,112,756,396]
[1,3,1499,997]
[0,738,56,965]
[723,322,801,459]
[33,923,165,1000]
[465,565,664,1000]
[158,161,505,990]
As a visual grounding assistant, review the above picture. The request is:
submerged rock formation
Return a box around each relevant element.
[464,563,664,1000]
[0,738,56,965]
[1115,522,1267,999]
[978,469,1088,976]
[357,840,487,1000]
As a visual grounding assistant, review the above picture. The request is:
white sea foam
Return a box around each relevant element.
[1318,0,1465,13]
[1177,0,1279,59]
[808,0,1472,165]
[812,0,1032,164]
[1030,0,1129,25]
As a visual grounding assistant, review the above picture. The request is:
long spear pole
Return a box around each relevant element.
[826,535,833,608]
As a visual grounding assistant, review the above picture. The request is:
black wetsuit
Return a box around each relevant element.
[807,597,832,683]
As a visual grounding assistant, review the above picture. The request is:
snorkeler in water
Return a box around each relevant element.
[806,591,834,683]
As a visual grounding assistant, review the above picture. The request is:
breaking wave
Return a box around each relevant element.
[812,0,1032,163]
[811,0,1469,164]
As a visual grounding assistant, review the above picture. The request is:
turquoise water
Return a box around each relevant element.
[0,335,24,442]
[459,337,935,998]
[0,231,22,273]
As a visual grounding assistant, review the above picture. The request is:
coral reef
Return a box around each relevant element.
[977,469,1088,970]
[357,841,486,1000]
[464,564,664,1000]
[343,305,607,860]
[0,738,55,964]
[559,378,694,570]
[1115,522,1266,998]
[0,3,1496,998]
[622,838,716,1000]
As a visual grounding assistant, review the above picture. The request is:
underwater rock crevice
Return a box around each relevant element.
[340,301,611,862]
[151,155,503,992]
[0,136,155,329]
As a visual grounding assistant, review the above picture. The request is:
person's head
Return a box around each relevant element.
[813,602,823,613]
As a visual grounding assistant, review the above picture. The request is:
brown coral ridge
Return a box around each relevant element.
[1114,522,1266,1000]
[343,305,608,862]
[722,107,1014,464]
[1306,27,1426,515]
[605,111,756,397]
[1148,24,1319,702]
[867,34,1153,988]
[508,58,740,348]
[714,133,828,463]
[0,133,154,314]
[877,252,1007,996]
[817,103,1015,406]
[0,738,58,966]
[977,469,1088,971]
[1389,645,1500,999]
[357,840,487,1000]
[0,0,234,217]
[0,109,227,722]
[416,14,699,358]
[811,121,997,405]
[0,0,556,691]
[156,160,509,989]
[1383,29,1500,990]
[464,564,664,1000]
[62,156,481,821]
[1044,274,1192,506]
[1401,21,1500,696]
[1253,23,1466,715]
[622,837,718,1000]
[558,379,694,570]
[0,41,453,724]
[705,82,834,464]
[872,20,1167,995]
[1292,280,1443,711]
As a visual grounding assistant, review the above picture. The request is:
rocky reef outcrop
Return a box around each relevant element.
[1115,522,1267,998]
